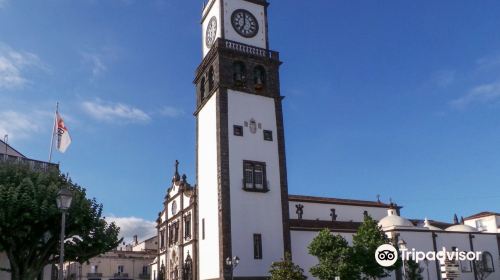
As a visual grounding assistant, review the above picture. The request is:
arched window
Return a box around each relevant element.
[208,66,214,92]
[253,65,266,90]
[200,77,206,100]
[233,61,246,86]
[481,251,495,272]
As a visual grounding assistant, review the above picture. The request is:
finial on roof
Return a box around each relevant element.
[460,216,464,224]
[182,174,187,183]
[453,214,459,225]
[172,160,180,182]
[376,194,381,203]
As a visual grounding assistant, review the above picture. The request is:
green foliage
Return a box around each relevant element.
[308,229,360,280]
[0,162,122,280]
[404,259,423,280]
[269,252,307,280]
[353,215,394,279]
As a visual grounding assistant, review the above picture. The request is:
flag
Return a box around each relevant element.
[56,112,71,153]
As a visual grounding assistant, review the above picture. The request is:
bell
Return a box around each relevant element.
[255,76,263,90]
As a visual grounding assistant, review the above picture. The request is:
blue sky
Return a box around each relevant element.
[1,0,500,239]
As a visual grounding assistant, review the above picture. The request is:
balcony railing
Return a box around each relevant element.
[0,154,58,170]
[223,39,279,60]
[138,273,150,279]
[113,272,129,279]
[87,272,103,278]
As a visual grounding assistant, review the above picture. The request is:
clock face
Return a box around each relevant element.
[231,9,259,38]
[206,17,217,48]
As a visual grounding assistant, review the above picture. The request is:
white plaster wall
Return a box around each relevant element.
[289,201,389,222]
[222,0,267,49]
[202,0,221,57]
[465,216,498,233]
[0,252,10,280]
[197,94,220,280]
[472,234,499,279]
[227,90,284,277]
[397,231,438,280]
[291,230,354,280]
[434,232,477,280]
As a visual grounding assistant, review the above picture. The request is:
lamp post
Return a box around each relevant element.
[225,256,240,280]
[398,239,407,280]
[56,188,73,280]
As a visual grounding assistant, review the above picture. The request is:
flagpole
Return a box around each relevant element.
[48,102,59,163]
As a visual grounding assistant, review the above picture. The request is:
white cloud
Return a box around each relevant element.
[450,81,500,109]
[106,216,156,243]
[82,99,151,123]
[159,106,184,118]
[0,111,48,140]
[81,52,107,78]
[0,43,45,90]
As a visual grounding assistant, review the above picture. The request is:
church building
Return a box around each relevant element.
[151,1,500,280]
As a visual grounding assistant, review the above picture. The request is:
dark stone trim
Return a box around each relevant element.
[289,194,398,209]
[241,0,269,7]
[432,232,441,280]
[264,0,269,50]
[234,277,270,280]
[275,96,291,256]
[219,0,225,40]
[217,88,232,280]
[201,0,217,23]
[165,204,197,225]
[385,228,498,234]
[289,219,361,232]
[469,234,478,280]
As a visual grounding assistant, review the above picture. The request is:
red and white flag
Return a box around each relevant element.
[56,113,71,153]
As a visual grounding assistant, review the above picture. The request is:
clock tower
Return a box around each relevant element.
[195,0,290,279]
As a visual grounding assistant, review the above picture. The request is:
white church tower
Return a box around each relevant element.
[195,0,290,279]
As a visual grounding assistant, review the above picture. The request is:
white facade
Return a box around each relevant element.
[227,89,284,277]
[201,0,267,57]
[196,94,220,280]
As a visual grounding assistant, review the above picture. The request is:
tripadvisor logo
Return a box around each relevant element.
[375,244,483,267]
[375,244,398,267]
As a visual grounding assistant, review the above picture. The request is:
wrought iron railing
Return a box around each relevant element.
[0,154,58,170]
[87,272,103,278]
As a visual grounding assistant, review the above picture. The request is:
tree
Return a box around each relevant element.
[352,215,395,280]
[269,252,307,280]
[308,229,360,280]
[0,162,122,280]
[404,259,423,280]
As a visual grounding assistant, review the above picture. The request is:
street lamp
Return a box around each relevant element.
[398,239,407,280]
[225,256,240,280]
[57,188,73,280]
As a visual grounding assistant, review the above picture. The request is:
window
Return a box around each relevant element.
[263,130,273,141]
[253,234,263,259]
[91,265,98,273]
[233,125,243,136]
[160,230,165,249]
[184,214,192,239]
[142,266,148,274]
[200,77,206,100]
[118,265,124,273]
[208,66,214,92]
[173,222,179,243]
[243,161,268,191]
[202,218,205,240]
[168,225,173,246]
[482,252,495,272]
